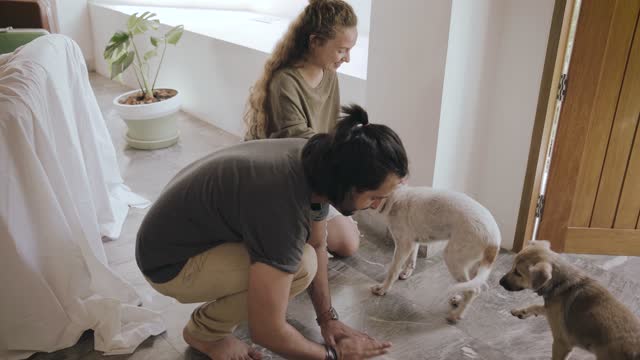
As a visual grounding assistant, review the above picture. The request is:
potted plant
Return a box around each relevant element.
[104,12,184,150]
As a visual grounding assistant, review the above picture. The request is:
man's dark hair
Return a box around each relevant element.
[301,104,409,204]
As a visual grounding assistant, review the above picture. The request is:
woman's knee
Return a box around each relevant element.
[332,234,360,257]
[327,217,360,257]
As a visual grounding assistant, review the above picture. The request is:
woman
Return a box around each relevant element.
[244,0,360,257]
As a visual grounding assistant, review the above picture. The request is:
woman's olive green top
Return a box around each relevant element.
[249,67,340,140]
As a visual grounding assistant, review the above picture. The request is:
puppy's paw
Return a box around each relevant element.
[399,267,414,280]
[371,284,388,296]
[449,295,462,308]
[510,308,533,319]
[446,311,462,324]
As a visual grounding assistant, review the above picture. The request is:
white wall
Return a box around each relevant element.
[434,0,504,196]
[434,0,555,248]
[93,0,372,35]
[89,4,366,136]
[52,0,94,68]
[365,1,452,187]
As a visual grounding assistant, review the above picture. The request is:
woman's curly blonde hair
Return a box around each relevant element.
[243,0,357,140]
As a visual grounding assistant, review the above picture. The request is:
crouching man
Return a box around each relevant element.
[136,105,408,359]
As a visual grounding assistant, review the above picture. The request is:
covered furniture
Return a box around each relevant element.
[0,35,165,359]
[0,28,49,54]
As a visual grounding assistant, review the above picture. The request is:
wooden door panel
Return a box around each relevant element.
[565,227,640,255]
[591,17,640,228]
[613,20,640,230]
[538,0,618,249]
[571,0,640,227]
[539,0,640,254]
[615,112,640,229]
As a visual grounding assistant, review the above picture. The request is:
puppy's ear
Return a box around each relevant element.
[528,240,551,249]
[529,262,552,290]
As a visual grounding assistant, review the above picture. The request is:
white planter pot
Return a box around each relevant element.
[113,89,181,150]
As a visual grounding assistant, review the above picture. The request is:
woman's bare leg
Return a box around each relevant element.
[327,215,360,257]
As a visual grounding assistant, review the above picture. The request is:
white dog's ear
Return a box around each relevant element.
[528,240,551,249]
[529,262,552,290]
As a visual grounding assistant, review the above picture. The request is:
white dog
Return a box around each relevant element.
[370,185,501,323]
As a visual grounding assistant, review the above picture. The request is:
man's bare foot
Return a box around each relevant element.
[183,328,263,360]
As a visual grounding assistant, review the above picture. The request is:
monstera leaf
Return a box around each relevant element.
[103,11,183,99]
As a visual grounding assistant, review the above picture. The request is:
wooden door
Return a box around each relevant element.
[538,0,640,255]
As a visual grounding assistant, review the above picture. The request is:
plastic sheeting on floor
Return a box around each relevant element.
[0,35,165,359]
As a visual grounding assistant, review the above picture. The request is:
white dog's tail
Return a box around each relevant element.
[450,245,499,293]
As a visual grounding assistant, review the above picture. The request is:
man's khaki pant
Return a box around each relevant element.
[147,243,317,341]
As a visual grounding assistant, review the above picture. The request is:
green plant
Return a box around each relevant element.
[104,12,184,101]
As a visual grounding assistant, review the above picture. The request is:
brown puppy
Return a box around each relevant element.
[500,240,640,360]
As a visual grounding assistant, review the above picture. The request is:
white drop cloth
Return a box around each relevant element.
[0,35,164,359]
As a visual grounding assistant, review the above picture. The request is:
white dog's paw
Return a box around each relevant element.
[399,267,414,280]
[371,284,388,296]
[446,310,462,324]
[449,295,462,308]
[510,308,533,319]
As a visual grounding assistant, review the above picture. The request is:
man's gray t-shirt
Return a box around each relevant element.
[136,138,317,283]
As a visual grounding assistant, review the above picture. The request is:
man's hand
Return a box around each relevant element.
[335,336,392,360]
[323,321,392,359]
[320,320,372,346]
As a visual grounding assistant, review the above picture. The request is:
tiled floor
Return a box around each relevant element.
[29,74,640,360]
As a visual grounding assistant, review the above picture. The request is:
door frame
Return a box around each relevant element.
[513,0,576,252]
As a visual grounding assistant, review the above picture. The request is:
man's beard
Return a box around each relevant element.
[334,193,357,217]
[336,205,356,217]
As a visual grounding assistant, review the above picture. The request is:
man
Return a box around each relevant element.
[136,105,408,359]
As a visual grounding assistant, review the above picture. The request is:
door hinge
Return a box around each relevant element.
[535,194,546,219]
[557,73,568,101]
